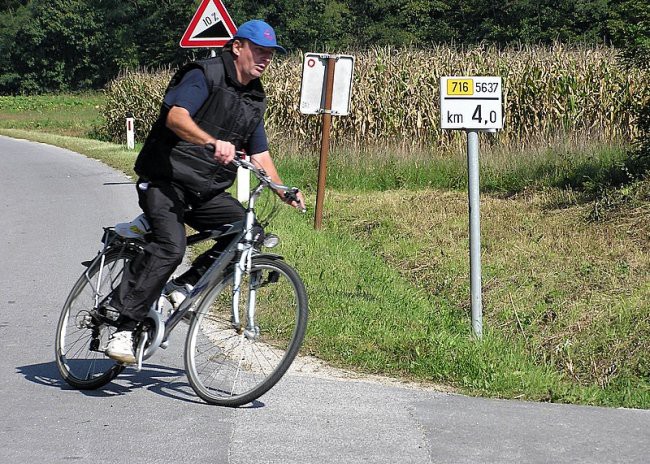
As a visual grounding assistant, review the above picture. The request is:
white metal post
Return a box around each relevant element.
[467,130,483,338]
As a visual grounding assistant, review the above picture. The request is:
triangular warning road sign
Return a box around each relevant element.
[180,0,237,48]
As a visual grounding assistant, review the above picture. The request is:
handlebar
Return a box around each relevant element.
[203,143,305,212]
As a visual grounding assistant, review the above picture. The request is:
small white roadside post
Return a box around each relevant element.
[126,112,135,150]
[440,76,503,338]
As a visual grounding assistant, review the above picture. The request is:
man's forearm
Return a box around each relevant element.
[166,105,215,145]
[166,105,235,163]
[251,151,282,186]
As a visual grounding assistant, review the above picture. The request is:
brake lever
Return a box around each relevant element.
[284,188,306,213]
[204,143,304,211]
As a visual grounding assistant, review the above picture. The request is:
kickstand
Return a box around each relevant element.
[135,332,148,372]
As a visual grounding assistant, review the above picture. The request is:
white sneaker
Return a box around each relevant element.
[164,279,193,309]
[105,330,136,364]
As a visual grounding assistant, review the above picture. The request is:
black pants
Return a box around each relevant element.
[109,181,245,324]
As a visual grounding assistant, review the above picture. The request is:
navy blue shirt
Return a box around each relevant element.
[164,68,269,155]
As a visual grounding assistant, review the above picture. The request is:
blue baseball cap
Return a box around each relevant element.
[233,20,287,54]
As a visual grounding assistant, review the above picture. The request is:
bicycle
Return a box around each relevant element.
[54,150,308,407]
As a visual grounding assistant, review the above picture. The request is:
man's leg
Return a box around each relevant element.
[106,182,187,362]
[170,191,247,287]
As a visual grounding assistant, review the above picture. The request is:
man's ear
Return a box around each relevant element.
[231,39,243,57]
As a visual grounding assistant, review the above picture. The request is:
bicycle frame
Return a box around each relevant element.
[162,224,245,337]
[150,157,295,361]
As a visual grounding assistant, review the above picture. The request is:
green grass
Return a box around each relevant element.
[0,93,105,138]
[1,94,648,409]
[261,207,573,401]
[271,138,632,199]
[307,189,649,407]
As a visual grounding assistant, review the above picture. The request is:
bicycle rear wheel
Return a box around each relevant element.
[55,245,140,389]
[185,257,308,407]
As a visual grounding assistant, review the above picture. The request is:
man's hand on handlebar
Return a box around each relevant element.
[282,189,306,213]
[209,140,236,165]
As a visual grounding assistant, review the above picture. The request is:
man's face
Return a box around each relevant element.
[232,39,275,85]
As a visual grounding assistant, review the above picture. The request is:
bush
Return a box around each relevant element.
[100,69,170,144]
[609,0,650,181]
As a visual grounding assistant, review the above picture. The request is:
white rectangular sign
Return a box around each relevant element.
[300,53,354,116]
[440,76,503,130]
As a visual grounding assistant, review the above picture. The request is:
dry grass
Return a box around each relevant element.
[325,187,650,390]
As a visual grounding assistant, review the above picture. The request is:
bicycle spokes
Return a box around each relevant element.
[184,258,308,407]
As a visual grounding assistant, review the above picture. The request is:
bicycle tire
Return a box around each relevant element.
[184,257,308,407]
[55,246,140,389]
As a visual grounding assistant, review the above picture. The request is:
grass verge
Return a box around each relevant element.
[0,93,104,138]
[271,137,632,198]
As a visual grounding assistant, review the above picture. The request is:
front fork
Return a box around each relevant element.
[231,244,259,339]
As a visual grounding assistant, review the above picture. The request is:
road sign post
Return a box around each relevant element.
[180,0,249,199]
[300,53,354,229]
[467,130,482,337]
[314,56,336,230]
[440,76,503,338]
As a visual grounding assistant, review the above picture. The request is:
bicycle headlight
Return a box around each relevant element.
[263,233,280,248]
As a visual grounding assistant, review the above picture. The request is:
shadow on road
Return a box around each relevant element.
[16,360,265,408]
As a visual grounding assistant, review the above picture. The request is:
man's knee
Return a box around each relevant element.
[150,239,186,265]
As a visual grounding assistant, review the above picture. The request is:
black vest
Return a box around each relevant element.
[134,52,266,199]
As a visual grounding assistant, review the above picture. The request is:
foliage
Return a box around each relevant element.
[227,0,354,50]
[0,0,200,94]
[1,0,650,93]
[1,0,112,93]
[317,186,649,408]
[99,69,169,144]
[605,0,650,180]
[97,0,200,70]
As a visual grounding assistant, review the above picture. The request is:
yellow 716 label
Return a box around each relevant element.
[447,79,474,96]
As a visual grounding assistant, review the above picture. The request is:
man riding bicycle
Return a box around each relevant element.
[104,19,305,364]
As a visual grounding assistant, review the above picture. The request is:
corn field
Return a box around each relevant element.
[102,44,649,151]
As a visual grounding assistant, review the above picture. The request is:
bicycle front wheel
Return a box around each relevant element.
[55,246,139,389]
[185,257,308,407]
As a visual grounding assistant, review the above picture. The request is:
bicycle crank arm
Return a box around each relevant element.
[135,331,148,372]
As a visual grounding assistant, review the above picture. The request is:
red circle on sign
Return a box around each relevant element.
[307,58,316,67]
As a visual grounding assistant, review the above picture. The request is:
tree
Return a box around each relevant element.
[609,0,650,176]
[98,0,198,69]
[0,0,642,94]
[0,0,201,93]
[225,0,353,50]
[5,0,112,93]
[0,2,29,91]
[0,0,28,11]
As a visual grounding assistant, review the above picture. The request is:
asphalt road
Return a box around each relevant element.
[0,135,648,463]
